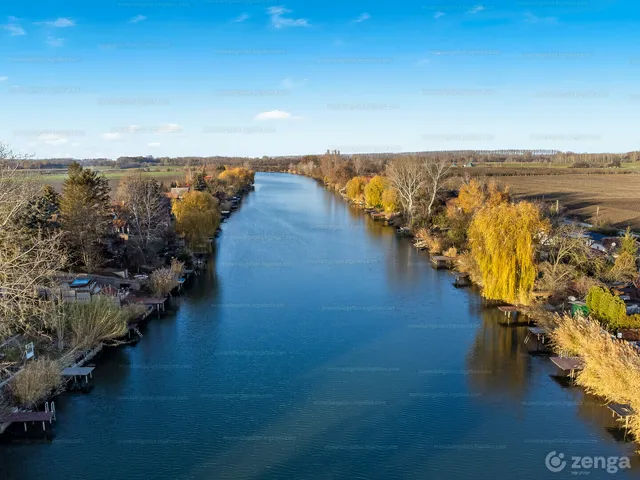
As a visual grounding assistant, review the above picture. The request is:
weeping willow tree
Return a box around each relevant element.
[469,201,549,305]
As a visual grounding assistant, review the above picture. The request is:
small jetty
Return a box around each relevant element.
[430,255,455,270]
[452,272,470,287]
[0,402,56,438]
[62,367,95,393]
[607,403,635,440]
[524,326,551,354]
[550,356,584,380]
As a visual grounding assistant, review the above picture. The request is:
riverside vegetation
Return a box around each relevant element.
[289,150,640,446]
[0,142,254,411]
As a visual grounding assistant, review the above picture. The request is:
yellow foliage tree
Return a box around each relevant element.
[469,201,549,305]
[381,186,400,213]
[345,176,368,203]
[172,191,220,250]
[218,167,255,195]
[364,175,388,208]
[454,179,509,215]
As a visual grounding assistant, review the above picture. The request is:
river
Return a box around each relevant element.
[1,172,637,479]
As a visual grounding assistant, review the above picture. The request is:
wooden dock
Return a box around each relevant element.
[607,403,635,440]
[0,410,55,433]
[452,272,470,287]
[431,255,455,270]
[550,356,584,380]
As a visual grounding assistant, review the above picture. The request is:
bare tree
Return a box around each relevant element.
[422,155,452,217]
[385,156,425,223]
[117,174,171,265]
[352,156,366,176]
[0,145,67,339]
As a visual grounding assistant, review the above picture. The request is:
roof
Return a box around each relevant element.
[62,367,95,376]
[70,278,92,288]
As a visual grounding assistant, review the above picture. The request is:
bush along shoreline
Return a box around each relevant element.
[0,154,254,438]
[290,151,640,448]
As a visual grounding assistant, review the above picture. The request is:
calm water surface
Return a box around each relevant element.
[2,173,637,479]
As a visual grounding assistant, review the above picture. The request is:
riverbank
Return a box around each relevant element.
[3,172,636,479]
[0,181,254,441]
[297,166,640,450]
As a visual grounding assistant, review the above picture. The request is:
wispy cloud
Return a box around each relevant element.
[155,123,183,134]
[36,17,75,27]
[3,17,25,36]
[353,13,370,23]
[38,133,68,146]
[148,142,161,147]
[234,13,250,23]
[468,5,484,14]
[102,132,122,141]
[46,36,64,47]
[524,12,558,24]
[267,6,309,28]
[254,110,296,120]
[281,77,307,89]
[0,76,7,81]
[129,15,147,23]
[434,12,446,19]
[416,59,430,66]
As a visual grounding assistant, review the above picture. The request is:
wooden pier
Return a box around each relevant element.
[430,255,455,270]
[607,403,635,440]
[550,356,584,380]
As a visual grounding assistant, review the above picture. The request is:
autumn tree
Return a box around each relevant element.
[172,191,220,251]
[60,162,112,272]
[381,186,400,213]
[345,176,368,203]
[385,156,425,223]
[192,171,208,192]
[364,175,388,209]
[116,174,171,265]
[469,201,549,305]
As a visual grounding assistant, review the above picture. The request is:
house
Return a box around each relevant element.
[167,186,190,200]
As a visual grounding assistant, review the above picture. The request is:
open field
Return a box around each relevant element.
[31,168,187,194]
[494,174,640,229]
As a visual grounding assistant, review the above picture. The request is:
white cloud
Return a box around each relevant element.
[155,123,183,134]
[353,13,370,23]
[148,142,161,147]
[128,125,142,133]
[46,36,64,47]
[416,59,430,66]
[37,17,75,27]
[234,13,249,23]
[254,110,295,121]
[0,76,7,81]
[281,78,294,89]
[129,15,147,23]
[3,17,25,36]
[38,133,68,146]
[434,12,446,19]
[468,5,484,14]
[267,6,309,28]
[102,132,122,141]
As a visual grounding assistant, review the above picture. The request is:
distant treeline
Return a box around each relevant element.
[10,150,640,171]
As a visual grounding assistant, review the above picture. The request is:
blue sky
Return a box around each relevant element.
[1,0,639,158]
